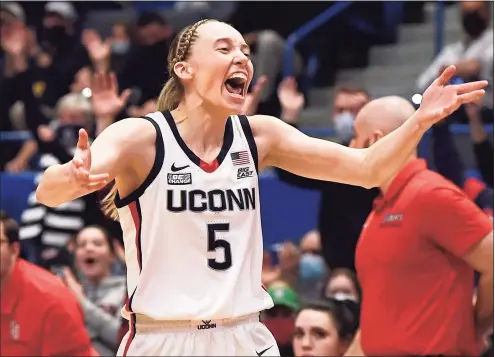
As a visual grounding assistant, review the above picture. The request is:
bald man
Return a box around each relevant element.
[345,96,494,356]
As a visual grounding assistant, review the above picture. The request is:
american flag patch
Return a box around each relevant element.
[231,150,250,166]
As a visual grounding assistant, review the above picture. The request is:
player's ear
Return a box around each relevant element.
[174,61,193,81]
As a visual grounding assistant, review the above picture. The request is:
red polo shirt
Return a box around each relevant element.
[356,159,492,356]
[0,259,97,356]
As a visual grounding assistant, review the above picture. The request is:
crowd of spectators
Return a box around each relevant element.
[0,1,493,357]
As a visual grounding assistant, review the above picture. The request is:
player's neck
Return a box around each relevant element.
[174,100,231,152]
[379,154,417,195]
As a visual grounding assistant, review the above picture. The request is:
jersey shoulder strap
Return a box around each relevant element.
[115,114,165,208]
[235,115,259,174]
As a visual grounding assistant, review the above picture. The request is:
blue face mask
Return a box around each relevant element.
[299,253,325,281]
[334,111,355,143]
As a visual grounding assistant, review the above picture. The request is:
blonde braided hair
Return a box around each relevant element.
[157,18,215,111]
[101,19,214,220]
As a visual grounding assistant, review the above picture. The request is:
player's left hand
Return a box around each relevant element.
[417,65,487,130]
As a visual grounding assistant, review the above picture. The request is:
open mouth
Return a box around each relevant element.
[84,257,96,265]
[224,73,247,97]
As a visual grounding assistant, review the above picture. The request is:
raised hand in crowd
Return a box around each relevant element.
[1,20,27,56]
[277,76,305,124]
[277,241,301,287]
[1,20,29,75]
[241,75,268,116]
[62,267,85,302]
[278,241,301,272]
[5,158,27,173]
[262,251,280,287]
[37,124,56,143]
[128,98,158,118]
[5,140,37,173]
[71,67,93,94]
[90,72,130,133]
[83,29,112,72]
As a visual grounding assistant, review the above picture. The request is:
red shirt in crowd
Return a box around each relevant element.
[356,159,493,356]
[1,259,98,356]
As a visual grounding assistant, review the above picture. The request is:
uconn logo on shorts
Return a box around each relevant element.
[197,320,217,330]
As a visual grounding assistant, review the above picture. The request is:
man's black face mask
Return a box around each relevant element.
[462,11,487,38]
[42,25,70,48]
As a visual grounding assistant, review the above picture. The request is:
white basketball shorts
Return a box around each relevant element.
[117,313,280,356]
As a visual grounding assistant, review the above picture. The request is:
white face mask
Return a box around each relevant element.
[333,111,355,142]
[330,291,358,302]
[111,41,130,55]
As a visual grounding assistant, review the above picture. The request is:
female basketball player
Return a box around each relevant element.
[36,19,487,356]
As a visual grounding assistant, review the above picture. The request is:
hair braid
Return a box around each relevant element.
[157,19,214,112]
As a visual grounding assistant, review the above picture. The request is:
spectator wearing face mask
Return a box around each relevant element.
[322,268,361,302]
[117,11,173,106]
[263,232,327,301]
[108,22,131,71]
[416,1,493,115]
[34,2,90,107]
[297,230,327,301]
[293,299,360,357]
[61,225,126,356]
[80,23,131,78]
[331,85,371,145]
[274,77,378,271]
[262,281,300,357]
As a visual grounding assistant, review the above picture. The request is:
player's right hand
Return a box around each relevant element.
[70,129,109,192]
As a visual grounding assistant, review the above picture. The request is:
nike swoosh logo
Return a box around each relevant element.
[171,163,190,172]
[256,345,273,357]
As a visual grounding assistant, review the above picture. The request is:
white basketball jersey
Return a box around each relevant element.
[116,111,273,321]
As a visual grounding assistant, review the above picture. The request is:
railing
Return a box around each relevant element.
[283,2,353,78]
[435,1,446,56]
[0,130,32,142]
[1,124,493,143]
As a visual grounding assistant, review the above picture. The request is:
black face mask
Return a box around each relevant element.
[462,12,487,38]
[42,25,70,48]
[146,38,169,54]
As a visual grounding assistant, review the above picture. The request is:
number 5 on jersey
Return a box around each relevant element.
[207,223,232,270]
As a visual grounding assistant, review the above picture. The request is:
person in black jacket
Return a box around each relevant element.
[465,101,493,187]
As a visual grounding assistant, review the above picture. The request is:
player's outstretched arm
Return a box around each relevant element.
[36,118,151,207]
[252,66,487,189]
